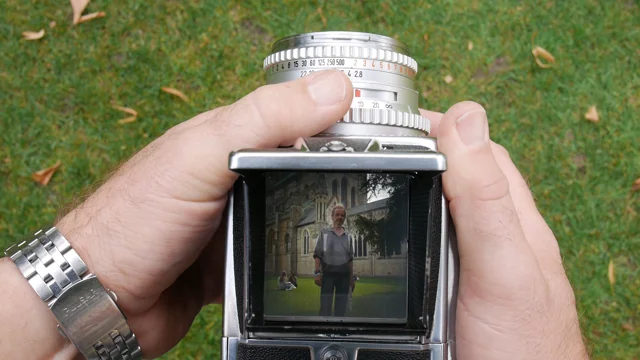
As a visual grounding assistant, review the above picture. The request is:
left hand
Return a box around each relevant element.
[52,70,354,358]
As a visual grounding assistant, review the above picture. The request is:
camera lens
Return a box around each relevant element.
[263,31,429,136]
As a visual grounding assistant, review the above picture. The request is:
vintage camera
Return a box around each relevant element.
[222,31,459,360]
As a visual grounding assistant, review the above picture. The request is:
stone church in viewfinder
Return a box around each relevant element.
[265,172,408,278]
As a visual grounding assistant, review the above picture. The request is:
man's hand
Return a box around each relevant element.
[314,274,322,287]
[421,101,589,359]
[0,69,354,360]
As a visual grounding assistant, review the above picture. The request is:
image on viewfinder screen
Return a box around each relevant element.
[263,171,409,323]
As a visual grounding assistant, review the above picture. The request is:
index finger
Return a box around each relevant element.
[419,109,444,137]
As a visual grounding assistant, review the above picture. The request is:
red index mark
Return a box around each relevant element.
[355,89,361,97]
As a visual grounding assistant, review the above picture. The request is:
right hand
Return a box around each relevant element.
[314,274,322,287]
[422,101,589,359]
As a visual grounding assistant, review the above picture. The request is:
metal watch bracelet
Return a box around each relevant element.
[4,226,143,360]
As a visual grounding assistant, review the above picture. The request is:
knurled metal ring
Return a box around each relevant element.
[263,45,418,73]
[341,108,430,133]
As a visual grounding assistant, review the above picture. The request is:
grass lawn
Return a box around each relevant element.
[1,1,638,359]
[264,276,407,319]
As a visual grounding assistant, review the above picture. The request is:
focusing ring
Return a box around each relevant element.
[263,45,418,74]
[342,108,430,133]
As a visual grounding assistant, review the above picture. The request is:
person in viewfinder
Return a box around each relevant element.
[313,203,355,317]
[277,271,296,291]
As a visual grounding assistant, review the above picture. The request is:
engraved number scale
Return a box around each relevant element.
[263,42,429,133]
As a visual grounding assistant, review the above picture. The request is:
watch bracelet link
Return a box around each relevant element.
[4,226,143,360]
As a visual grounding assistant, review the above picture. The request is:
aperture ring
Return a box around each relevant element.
[263,45,418,73]
[341,108,430,133]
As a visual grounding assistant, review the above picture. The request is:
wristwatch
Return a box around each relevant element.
[3,226,143,360]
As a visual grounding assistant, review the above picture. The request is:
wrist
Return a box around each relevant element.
[54,206,145,313]
[0,256,79,359]
[2,223,144,360]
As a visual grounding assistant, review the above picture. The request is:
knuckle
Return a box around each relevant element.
[491,142,511,160]
[474,171,511,202]
[251,84,292,121]
[246,86,285,138]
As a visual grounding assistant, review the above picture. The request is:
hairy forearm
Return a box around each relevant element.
[0,257,80,360]
[314,258,321,272]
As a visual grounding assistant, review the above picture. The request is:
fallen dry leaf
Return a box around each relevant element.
[117,116,137,124]
[468,41,473,50]
[71,0,90,24]
[317,7,327,27]
[444,75,453,84]
[632,178,640,192]
[161,87,190,102]
[32,160,62,186]
[532,46,555,68]
[22,29,45,41]
[112,104,138,116]
[49,21,57,29]
[622,323,634,331]
[77,11,106,24]
[608,259,615,287]
[112,104,138,124]
[584,105,599,123]
[423,33,429,44]
[3,157,10,163]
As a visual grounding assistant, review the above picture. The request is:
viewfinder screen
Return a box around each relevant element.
[263,172,409,323]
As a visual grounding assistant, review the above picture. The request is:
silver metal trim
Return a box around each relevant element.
[319,123,431,139]
[221,337,238,360]
[270,31,411,56]
[341,108,430,133]
[263,44,418,73]
[223,191,241,338]
[249,332,420,343]
[229,151,446,173]
[429,194,450,344]
[446,204,459,360]
[242,182,251,338]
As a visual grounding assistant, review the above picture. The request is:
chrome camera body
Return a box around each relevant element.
[221,31,459,360]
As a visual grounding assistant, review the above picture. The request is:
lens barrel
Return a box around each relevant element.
[263,31,430,136]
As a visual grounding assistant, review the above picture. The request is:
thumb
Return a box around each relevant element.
[57,69,352,309]
[436,101,544,300]
[151,69,354,201]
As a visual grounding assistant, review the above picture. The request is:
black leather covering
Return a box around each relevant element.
[357,348,431,360]
[236,343,312,360]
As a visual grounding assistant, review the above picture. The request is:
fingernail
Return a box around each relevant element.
[455,109,488,147]
[308,71,347,106]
